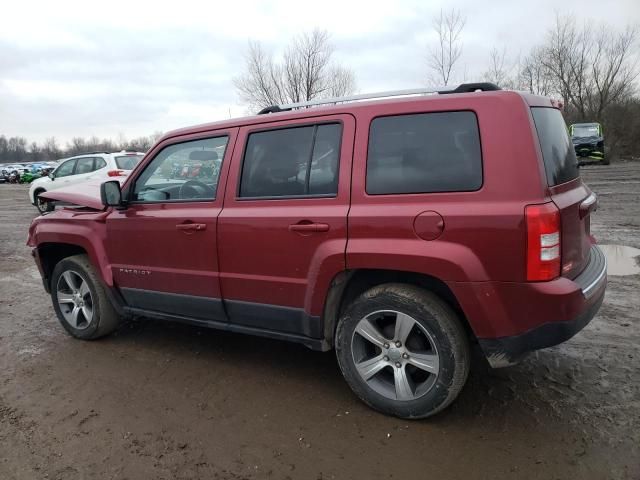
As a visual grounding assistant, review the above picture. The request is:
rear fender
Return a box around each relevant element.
[346,239,488,281]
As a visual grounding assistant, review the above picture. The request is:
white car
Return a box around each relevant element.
[29,151,144,213]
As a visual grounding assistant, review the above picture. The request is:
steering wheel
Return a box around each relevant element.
[179,180,214,200]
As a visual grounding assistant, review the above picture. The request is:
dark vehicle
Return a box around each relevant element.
[27,83,606,419]
[570,122,607,165]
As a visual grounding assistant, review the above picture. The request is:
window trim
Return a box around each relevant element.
[236,120,344,201]
[364,109,484,196]
[128,134,230,205]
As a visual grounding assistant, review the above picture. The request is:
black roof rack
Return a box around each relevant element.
[257,82,502,114]
[75,151,110,156]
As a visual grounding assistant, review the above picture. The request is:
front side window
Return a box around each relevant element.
[54,159,76,178]
[366,111,483,195]
[132,136,228,202]
[239,123,342,198]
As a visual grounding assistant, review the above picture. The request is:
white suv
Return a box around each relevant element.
[29,151,144,213]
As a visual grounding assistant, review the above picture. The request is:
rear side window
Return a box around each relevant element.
[531,108,578,186]
[240,123,341,198]
[75,157,96,174]
[366,111,482,195]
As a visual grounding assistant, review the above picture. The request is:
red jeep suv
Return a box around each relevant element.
[27,83,607,418]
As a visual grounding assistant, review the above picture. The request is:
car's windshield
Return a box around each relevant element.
[115,154,144,170]
[572,125,600,138]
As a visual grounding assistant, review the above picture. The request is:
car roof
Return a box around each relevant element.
[60,151,144,161]
[159,89,554,143]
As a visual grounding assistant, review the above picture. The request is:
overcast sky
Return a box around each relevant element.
[1,0,638,145]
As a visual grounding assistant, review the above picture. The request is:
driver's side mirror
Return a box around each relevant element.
[49,172,55,181]
[100,180,123,207]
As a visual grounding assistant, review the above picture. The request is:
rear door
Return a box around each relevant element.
[531,107,593,278]
[218,115,354,337]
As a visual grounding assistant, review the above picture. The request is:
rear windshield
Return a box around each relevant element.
[115,154,143,170]
[531,107,579,186]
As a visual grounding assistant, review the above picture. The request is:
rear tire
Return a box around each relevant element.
[335,283,470,419]
[51,254,121,340]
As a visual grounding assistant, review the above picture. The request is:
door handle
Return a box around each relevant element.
[288,223,330,233]
[176,223,207,231]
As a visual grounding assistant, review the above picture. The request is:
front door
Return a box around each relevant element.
[105,129,237,323]
[218,115,354,338]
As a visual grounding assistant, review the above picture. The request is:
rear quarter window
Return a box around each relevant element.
[531,107,579,186]
[366,111,482,195]
[115,155,143,170]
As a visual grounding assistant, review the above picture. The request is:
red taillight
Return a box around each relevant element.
[107,169,125,177]
[526,202,561,281]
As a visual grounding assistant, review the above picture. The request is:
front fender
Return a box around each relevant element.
[28,212,113,286]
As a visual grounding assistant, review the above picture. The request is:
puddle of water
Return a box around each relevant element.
[598,244,640,276]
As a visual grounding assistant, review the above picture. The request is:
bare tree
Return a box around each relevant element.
[235,29,357,111]
[326,65,357,98]
[482,46,521,88]
[518,47,556,96]
[427,9,466,85]
[42,137,61,161]
[540,15,638,121]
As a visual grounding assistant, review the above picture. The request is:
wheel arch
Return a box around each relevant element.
[321,269,475,349]
[37,243,88,291]
[31,186,46,204]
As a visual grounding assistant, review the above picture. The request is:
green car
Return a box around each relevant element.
[20,171,42,184]
[569,122,607,165]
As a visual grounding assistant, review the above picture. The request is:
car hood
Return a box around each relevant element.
[40,181,105,210]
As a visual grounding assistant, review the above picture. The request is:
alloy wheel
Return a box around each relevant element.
[351,310,440,401]
[56,271,94,330]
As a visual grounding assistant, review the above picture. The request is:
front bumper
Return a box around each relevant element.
[452,245,607,368]
[574,143,604,160]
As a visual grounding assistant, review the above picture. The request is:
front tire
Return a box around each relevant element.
[335,283,470,419]
[51,254,120,340]
[34,190,53,214]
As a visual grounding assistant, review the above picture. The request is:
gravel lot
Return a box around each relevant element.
[1,162,639,480]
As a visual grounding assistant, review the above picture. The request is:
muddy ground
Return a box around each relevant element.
[1,162,639,480]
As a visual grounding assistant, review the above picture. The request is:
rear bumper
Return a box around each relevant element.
[450,245,607,367]
[478,288,604,367]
